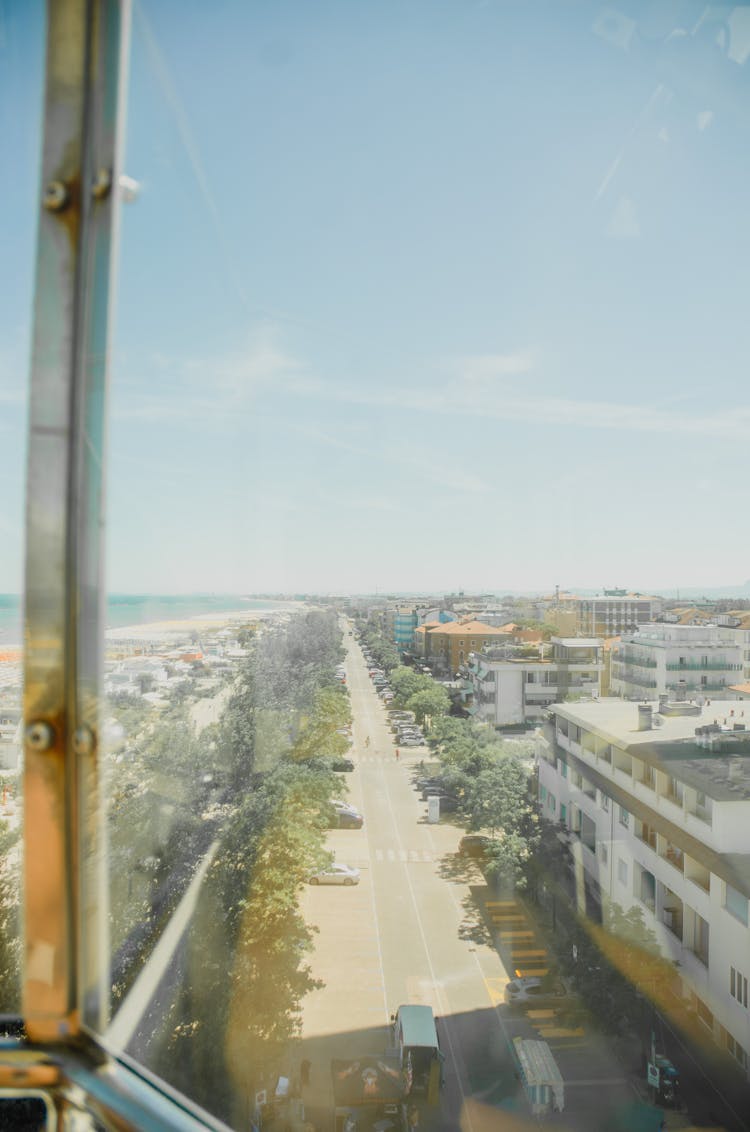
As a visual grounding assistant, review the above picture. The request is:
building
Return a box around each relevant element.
[414,619,509,673]
[611,624,743,701]
[574,591,663,637]
[463,637,602,726]
[537,697,750,1076]
[384,603,456,652]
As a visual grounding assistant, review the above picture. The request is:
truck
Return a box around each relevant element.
[390,1004,443,1104]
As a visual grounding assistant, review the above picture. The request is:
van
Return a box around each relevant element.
[390,1004,443,1103]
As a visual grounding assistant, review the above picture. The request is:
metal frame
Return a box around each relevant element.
[2,2,231,1127]
[23,0,128,1044]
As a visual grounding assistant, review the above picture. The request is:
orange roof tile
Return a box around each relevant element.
[428,619,508,636]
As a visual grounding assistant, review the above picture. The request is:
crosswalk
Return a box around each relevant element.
[373,847,434,863]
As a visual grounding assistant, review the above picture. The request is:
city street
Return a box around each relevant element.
[295,628,650,1131]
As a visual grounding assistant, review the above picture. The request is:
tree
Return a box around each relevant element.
[292,687,352,763]
[406,684,450,725]
[0,822,20,1010]
[389,665,431,705]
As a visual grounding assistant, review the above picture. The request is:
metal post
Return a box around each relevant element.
[23,0,130,1041]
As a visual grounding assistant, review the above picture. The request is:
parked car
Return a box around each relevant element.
[415,776,442,793]
[330,757,354,772]
[335,809,364,829]
[426,792,459,811]
[504,976,569,1009]
[308,863,361,886]
[458,834,491,858]
[421,784,453,801]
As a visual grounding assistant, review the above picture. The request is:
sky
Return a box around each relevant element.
[4,1,750,595]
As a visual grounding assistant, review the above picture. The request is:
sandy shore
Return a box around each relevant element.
[0,604,306,656]
[104,606,298,642]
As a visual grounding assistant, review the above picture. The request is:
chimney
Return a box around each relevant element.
[638,704,653,731]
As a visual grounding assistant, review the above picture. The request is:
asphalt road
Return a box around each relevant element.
[298,628,524,1130]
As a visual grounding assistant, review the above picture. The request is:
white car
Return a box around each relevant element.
[308,863,361,886]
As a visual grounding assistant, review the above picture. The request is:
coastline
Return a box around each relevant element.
[0,604,306,658]
[104,606,295,642]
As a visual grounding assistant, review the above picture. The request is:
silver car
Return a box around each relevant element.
[308,863,361,886]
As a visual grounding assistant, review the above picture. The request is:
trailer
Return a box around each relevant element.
[331,1054,409,1131]
[512,1037,564,1116]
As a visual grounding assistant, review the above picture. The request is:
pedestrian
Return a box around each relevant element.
[300,1059,311,1088]
[365,735,370,748]
[395,747,400,761]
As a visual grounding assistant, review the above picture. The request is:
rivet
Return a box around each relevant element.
[43,181,69,212]
[73,725,95,756]
[91,167,112,200]
[26,721,55,751]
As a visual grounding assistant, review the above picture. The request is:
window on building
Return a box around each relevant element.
[600,844,608,865]
[618,859,628,887]
[560,804,567,824]
[730,968,749,1008]
[548,794,556,814]
[539,784,547,803]
[600,793,609,811]
[725,884,749,927]
[619,806,630,828]
[726,1034,747,1069]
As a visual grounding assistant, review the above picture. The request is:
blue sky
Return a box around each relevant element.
[4,2,750,594]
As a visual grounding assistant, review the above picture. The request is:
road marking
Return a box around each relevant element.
[484,977,509,1006]
[387,849,395,862]
[376,757,477,1132]
[398,849,407,862]
[375,849,383,862]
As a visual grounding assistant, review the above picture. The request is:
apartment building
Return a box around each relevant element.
[537,698,750,1075]
[383,603,457,651]
[612,624,743,701]
[414,619,508,673]
[574,591,663,636]
[464,637,602,725]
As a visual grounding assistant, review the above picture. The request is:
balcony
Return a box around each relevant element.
[660,843,685,873]
[613,671,657,689]
[666,661,742,671]
[614,654,657,668]
[668,680,731,691]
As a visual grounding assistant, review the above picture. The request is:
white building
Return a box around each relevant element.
[464,638,602,726]
[574,592,663,637]
[537,698,750,1076]
[612,624,743,701]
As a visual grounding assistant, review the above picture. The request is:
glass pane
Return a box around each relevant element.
[101,3,750,1129]
[0,1,45,1018]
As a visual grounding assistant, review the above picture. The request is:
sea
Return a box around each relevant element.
[0,594,294,647]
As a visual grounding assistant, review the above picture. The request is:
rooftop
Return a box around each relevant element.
[426,619,508,636]
[552,637,602,649]
[551,698,750,802]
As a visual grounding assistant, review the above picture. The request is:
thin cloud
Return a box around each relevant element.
[285,377,750,441]
[290,423,490,494]
[457,350,535,384]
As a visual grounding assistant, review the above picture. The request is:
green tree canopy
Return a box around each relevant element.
[405,684,451,725]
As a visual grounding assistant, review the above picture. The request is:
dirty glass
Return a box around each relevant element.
[98,3,750,1131]
[0,0,45,1019]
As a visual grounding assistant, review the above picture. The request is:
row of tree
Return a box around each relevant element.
[152,609,351,1124]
